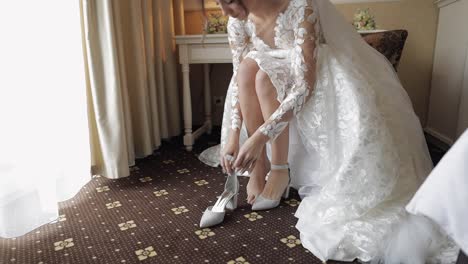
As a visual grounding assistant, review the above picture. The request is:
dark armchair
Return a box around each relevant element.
[360,30,409,71]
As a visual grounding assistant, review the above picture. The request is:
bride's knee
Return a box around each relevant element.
[237,59,259,90]
[255,70,275,97]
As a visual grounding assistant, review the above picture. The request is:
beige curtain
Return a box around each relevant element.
[81,0,182,179]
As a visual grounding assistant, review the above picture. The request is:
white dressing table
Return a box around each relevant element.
[175,34,231,151]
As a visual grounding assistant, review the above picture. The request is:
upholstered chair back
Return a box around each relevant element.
[361,30,409,71]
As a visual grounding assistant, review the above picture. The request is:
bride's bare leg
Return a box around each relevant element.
[237,59,270,204]
[255,70,290,200]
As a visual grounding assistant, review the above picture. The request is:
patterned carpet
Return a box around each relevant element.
[0,131,334,264]
[0,131,448,264]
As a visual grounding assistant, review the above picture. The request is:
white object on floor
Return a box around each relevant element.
[407,129,468,254]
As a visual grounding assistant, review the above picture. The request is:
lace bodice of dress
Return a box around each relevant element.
[227,0,322,141]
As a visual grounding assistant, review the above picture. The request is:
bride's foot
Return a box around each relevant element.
[259,167,289,201]
[246,159,270,205]
[251,164,291,211]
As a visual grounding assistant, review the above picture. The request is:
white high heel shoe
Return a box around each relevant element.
[251,164,290,211]
[199,169,239,228]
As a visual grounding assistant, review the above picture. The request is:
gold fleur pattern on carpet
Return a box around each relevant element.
[280,235,302,248]
[106,201,122,209]
[227,256,250,264]
[139,176,153,183]
[96,186,110,192]
[0,134,345,264]
[285,198,301,207]
[135,246,157,261]
[194,179,209,186]
[195,228,215,239]
[153,189,169,197]
[53,238,74,251]
[171,206,189,215]
[244,212,264,222]
[177,168,190,174]
[118,220,137,231]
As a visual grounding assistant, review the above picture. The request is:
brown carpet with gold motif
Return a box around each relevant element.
[0,131,449,264]
[0,132,340,264]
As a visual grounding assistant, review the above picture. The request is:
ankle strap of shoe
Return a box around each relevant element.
[271,164,289,170]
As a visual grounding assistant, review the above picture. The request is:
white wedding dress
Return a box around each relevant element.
[199,0,458,262]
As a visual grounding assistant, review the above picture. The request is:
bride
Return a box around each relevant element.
[199,0,458,262]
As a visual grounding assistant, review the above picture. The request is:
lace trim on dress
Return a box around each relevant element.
[227,18,249,131]
[258,0,320,141]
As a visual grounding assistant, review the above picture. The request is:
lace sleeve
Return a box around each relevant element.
[227,17,249,131]
[258,3,320,140]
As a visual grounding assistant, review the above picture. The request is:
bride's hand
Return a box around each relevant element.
[220,129,240,175]
[233,131,269,175]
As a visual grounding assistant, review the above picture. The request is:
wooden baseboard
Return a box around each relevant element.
[424,127,454,144]
[424,129,451,151]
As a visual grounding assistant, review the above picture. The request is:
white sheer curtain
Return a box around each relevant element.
[0,0,184,238]
[0,1,91,238]
[82,0,182,179]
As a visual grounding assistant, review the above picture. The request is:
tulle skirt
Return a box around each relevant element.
[199,44,458,263]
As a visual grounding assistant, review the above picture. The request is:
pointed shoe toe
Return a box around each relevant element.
[199,206,225,228]
[251,195,280,211]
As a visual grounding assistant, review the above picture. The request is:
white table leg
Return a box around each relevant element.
[204,64,212,134]
[182,63,194,151]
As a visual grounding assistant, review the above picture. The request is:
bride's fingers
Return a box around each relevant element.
[225,158,231,174]
[237,158,246,174]
[247,159,256,174]
[220,156,226,174]
[240,157,252,175]
[243,160,253,175]
[225,154,235,174]
[227,158,235,174]
[248,160,256,173]
[233,153,244,170]
[225,159,231,174]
